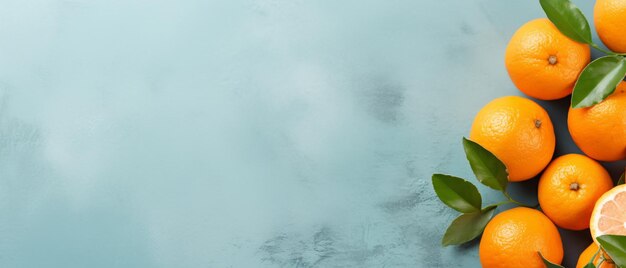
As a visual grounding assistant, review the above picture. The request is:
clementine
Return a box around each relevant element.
[479,207,563,268]
[505,18,590,100]
[568,82,626,162]
[470,96,555,181]
[538,154,613,230]
[595,0,626,53]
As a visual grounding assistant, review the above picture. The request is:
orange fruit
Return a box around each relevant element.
[595,0,626,53]
[505,18,590,100]
[568,81,626,162]
[538,154,613,230]
[479,207,563,268]
[590,184,626,244]
[469,96,555,181]
[576,243,616,268]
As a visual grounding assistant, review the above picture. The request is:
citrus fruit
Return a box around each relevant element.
[469,96,555,181]
[505,18,590,100]
[479,207,563,268]
[538,154,613,230]
[576,243,616,268]
[590,184,626,244]
[595,0,626,53]
[568,81,626,162]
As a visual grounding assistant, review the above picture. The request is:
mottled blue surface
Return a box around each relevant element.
[0,0,623,267]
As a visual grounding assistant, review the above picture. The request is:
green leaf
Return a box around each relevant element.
[538,251,565,268]
[442,205,496,246]
[462,137,508,191]
[539,0,592,44]
[597,235,626,268]
[618,171,624,185]
[432,174,482,213]
[572,56,626,108]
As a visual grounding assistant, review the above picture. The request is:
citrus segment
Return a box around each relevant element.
[590,184,626,244]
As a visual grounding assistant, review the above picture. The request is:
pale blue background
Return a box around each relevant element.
[0,0,623,267]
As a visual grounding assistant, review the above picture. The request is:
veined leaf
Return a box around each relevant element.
[572,56,626,108]
[597,235,626,268]
[432,174,482,213]
[442,205,496,246]
[538,251,565,268]
[539,0,592,44]
[462,138,508,191]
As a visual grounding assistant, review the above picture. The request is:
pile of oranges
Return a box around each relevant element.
[465,0,626,267]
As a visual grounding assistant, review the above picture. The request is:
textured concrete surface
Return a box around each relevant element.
[0,0,623,267]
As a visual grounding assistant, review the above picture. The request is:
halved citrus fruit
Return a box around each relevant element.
[590,184,626,244]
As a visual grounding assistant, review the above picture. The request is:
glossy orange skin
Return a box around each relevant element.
[538,154,613,230]
[595,0,626,53]
[505,18,590,100]
[479,207,563,268]
[576,243,616,268]
[568,82,626,161]
[470,96,555,181]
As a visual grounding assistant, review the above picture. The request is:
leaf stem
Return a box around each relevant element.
[491,200,512,207]
[503,191,538,208]
[591,43,614,55]
[487,192,539,208]
[591,43,626,56]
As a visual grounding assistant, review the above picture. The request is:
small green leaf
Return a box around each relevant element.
[597,235,626,268]
[538,251,565,268]
[539,0,592,44]
[432,174,482,213]
[618,171,624,185]
[572,56,626,108]
[442,205,496,246]
[583,263,595,268]
[462,138,508,191]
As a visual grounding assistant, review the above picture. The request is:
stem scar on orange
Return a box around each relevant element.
[505,18,590,100]
[538,154,613,230]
